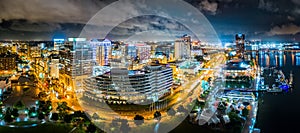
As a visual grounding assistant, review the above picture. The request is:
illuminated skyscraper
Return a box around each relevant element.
[0,54,17,71]
[126,44,137,58]
[50,55,60,79]
[53,39,65,51]
[175,35,191,60]
[91,39,112,66]
[59,38,96,91]
[136,44,151,63]
[235,34,245,58]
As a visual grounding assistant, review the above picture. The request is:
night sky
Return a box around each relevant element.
[0,0,300,42]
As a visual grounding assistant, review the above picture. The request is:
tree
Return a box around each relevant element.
[46,100,52,107]
[58,111,67,120]
[73,111,84,117]
[133,115,144,126]
[40,106,49,115]
[39,101,46,107]
[86,123,97,133]
[63,114,72,123]
[154,111,161,120]
[38,112,45,120]
[0,106,3,119]
[11,108,19,118]
[38,92,47,98]
[3,113,13,123]
[28,107,37,118]
[3,108,13,123]
[167,108,176,116]
[228,112,243,133]
[51,113,59,121]
[217,102,226,112]
[228,112,242,124]
[45,100,52,112]
[56,102,70,112]
[242,108,249,117]
[14,100,25,110]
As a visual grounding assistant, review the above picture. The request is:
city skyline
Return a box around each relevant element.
[1,1,300,133]
[0,0,300,42]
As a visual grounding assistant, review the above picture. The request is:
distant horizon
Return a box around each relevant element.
[0,37,299,43]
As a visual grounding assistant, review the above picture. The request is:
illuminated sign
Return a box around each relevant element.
[68,38,87,42]
[90,39,112,46]
[53,39,65,42]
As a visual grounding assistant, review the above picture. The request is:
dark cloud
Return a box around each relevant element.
[199,0,218,15]
[0,20,13,29]
[0,0,110,23]
[288,16,296,21]
[267,23,300,36]
[258,0,279,12]
[107,15,194,41]
[196,0,236,15]
[0,0,299,41]
[291,0,300,5]
[10,21,61,32]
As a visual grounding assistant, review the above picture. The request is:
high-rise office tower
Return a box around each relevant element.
[60,38,96,91]
[53,39,65,51]
[50,55,60,79]
[136,44,151,64]
[175,35,191,60]
[236,34,245,58]
[91,39,112,66]
[126,44,137,58]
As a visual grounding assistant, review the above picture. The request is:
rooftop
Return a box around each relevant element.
[224,60,252,70]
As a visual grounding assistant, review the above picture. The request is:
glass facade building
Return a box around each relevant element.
[83,65,173,104]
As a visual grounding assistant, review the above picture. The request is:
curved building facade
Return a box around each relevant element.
[83,65,173,104]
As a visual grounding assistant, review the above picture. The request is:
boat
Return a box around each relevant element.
[267,87,282,93]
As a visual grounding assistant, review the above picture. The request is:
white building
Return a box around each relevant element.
[174,36,191,60]
[61,38,96,92]
[50,58,60,79]
[83,65,173,104]
[91,39,112,66]
[53,39,65,51]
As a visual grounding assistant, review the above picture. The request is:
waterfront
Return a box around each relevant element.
[255,51,300,133]
[1,51,298,133]
[171,51,300,133]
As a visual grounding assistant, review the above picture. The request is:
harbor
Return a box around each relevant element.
[255,51,300,133]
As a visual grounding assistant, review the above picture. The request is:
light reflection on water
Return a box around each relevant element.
[251,51,300,67]
[252,51,300,133]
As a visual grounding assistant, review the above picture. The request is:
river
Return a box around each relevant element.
[171,51,300,133]
[255,51,300,133]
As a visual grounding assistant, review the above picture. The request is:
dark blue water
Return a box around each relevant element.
[172,52,300,133]
[255,51,300,133]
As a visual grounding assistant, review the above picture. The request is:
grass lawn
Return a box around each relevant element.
[0,123,84,133]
